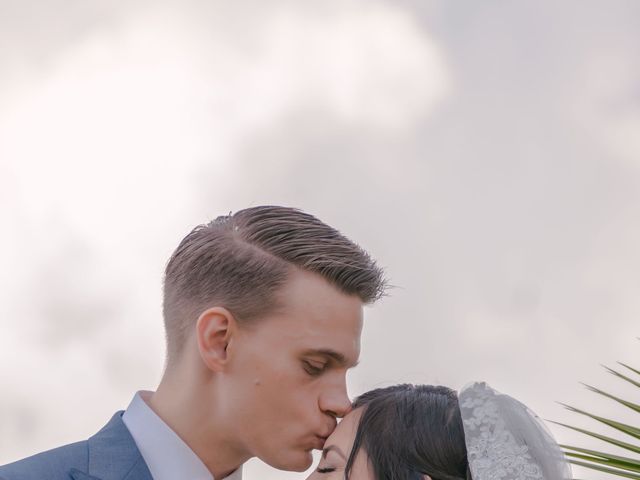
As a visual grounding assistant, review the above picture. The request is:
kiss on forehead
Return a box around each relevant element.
[0,206,571,480]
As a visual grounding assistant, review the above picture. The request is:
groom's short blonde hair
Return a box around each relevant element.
[162,205,386,361]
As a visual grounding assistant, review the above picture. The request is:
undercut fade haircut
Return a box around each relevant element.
[162,205,386,361]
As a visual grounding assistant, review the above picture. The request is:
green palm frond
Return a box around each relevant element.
[558,403,640,439]
[602,365,640,389]
[561,445,640,471]
[579,384,640,415]
[567,460,640,480]
[618,362,640,378]
[548,420,640,455]
[559,346,639,479]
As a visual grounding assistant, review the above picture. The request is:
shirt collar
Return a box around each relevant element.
[122,391,242,480]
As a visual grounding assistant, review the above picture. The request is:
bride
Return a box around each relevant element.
[306,382,572,480]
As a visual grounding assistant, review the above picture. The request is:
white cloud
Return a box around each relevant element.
[0,1,448,474]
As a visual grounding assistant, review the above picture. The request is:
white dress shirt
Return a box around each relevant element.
[122,391,243,480]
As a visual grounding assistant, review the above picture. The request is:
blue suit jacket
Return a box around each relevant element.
[0,412,153,480]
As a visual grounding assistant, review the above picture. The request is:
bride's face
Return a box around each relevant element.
[305,408,373,479]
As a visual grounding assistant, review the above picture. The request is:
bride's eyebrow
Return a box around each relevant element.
[322,445,347,461]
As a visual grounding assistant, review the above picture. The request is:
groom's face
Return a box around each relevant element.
[223,269,363,472]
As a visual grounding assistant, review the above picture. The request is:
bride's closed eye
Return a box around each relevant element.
[314,445,347,475]
[316,466,336,474]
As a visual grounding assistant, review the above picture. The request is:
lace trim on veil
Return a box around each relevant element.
[460,383,545,480]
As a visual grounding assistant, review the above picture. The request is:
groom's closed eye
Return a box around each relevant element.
[302,360,328,376]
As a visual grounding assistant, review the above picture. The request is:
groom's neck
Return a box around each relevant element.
[149,356,250,479]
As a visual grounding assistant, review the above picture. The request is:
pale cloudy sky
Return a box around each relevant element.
[1,1,639,479]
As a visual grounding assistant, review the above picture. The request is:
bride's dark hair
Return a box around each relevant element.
[345,384,471,480]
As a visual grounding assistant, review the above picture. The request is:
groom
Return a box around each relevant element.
[0,206,386,480]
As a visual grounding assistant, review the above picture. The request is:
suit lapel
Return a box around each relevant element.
[122,457,155,480]
[68,412,153,480]
[69,468,101,480]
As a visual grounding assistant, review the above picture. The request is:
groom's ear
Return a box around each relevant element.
[196,307,236,372]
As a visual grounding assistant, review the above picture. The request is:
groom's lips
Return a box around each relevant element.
[311,435,328,450]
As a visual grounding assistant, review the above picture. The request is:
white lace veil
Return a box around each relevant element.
[458,382,572,480]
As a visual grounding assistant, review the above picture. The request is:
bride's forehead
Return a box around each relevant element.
[330,408,364,444]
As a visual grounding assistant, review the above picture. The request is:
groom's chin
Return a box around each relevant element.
[266,449,314,472]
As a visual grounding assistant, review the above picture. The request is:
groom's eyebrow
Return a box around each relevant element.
[303,348,359,368]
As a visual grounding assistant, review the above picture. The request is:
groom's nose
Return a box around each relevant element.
[318,380,351,419]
